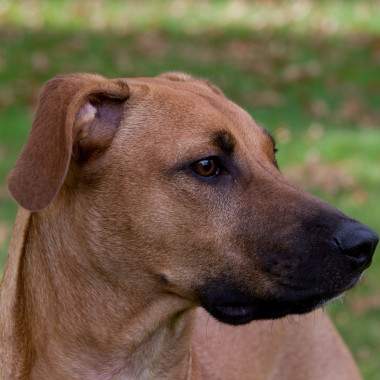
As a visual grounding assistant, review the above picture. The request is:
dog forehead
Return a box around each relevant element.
[124,76,263,140]
[127,74,221,97]
[127,76,224,112]
[113,76,271,168]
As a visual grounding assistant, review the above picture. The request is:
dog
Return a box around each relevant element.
[0,72,378,380]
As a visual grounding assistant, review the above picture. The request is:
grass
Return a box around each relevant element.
[0,1,379,378]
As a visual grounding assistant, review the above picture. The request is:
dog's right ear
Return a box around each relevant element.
[8,73,129,212]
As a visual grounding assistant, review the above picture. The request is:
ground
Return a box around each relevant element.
[0,1,379,378]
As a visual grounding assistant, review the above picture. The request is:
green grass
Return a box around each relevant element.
[0,1,379,378]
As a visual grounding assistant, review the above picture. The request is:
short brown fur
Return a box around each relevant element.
[0,73,363,380]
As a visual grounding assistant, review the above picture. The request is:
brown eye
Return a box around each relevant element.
[191,157,221,177]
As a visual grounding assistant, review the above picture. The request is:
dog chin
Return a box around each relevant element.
[199,274,363,326]
[199,286,354,326]
[202,295,328,326]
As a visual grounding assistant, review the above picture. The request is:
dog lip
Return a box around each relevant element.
[202,285,352,326]
[214,304,254,317]
[200,273,363,326]
[210,304,258,325]
[276,272,361,296]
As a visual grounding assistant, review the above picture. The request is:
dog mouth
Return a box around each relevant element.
[210,304,261,325]
[205,291,337,325]
[200,275,360,326]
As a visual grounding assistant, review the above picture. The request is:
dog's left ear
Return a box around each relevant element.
[8,73,129,212]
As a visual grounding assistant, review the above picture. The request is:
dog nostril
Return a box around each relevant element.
[344,241,374,266]
[334,222,378,270]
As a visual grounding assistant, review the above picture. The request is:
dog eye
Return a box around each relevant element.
[190,157,221,177]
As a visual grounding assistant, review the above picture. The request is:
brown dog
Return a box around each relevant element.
[0,72,378,380]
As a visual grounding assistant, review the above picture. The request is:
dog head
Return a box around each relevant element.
[8,72,378,325]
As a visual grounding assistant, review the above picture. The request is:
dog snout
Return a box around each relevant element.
[334,222,378,270]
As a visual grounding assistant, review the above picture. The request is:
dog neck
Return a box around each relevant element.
[2,204,196,380]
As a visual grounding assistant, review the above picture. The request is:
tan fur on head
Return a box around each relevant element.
[158,72,194,82]
[158,71,225,96]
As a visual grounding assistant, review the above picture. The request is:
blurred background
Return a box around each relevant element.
[0,0,379,378]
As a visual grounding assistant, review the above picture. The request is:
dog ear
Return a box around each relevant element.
[8,73,129,212]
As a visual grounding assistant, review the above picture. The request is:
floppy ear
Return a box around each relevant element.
[8,73,129,212]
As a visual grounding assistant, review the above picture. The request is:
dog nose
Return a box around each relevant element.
[334,222,378,270]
